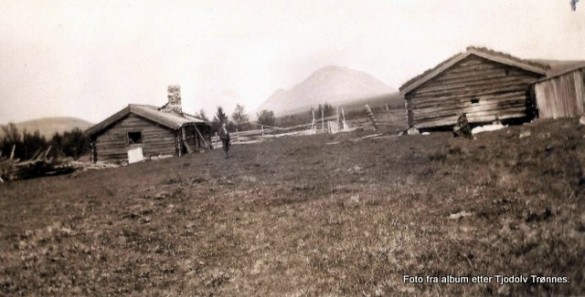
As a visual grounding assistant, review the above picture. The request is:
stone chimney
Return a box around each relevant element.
[163,84,182,113]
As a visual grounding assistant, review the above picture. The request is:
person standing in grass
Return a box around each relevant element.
[219,122,231,158]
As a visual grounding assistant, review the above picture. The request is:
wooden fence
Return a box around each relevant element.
[210,107,408,148]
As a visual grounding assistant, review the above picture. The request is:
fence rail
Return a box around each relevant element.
[210,107,407,148]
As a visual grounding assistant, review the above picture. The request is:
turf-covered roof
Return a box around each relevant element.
[85,104,209,136]
[399,47,551,94]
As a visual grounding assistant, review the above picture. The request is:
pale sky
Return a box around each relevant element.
[1,0,584,124]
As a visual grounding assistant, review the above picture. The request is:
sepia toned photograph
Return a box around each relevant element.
[1,1,584,296]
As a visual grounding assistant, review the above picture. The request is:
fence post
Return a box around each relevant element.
[336,107,340,128]
[365,104,378,130]
[321,109,325,133]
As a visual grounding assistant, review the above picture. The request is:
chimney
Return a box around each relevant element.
[164,84,182,113]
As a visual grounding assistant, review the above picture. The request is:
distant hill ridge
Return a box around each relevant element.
[255,65,396,116]
[0,117,93,139]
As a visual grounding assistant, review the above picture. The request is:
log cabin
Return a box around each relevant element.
[85,85,212,163]
[399,47,550,130]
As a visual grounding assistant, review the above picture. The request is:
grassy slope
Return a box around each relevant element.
[0,118,584,296]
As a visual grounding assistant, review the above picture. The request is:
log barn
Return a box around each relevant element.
[85,85,212,163]
[399,47,550,130]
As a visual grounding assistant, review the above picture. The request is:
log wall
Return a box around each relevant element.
[94,114,178,162]
[181,124,212,151]
[534,69,585,119]
[405,56,544,129]
[182,125,197,152]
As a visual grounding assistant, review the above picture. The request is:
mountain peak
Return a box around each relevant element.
[315,65,349,72]
[255,66,395,116]
[310,65,356,77]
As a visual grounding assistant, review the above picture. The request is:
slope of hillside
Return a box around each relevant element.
[256,66,395,116]
[0,117,93,138]
[0,118,583,296]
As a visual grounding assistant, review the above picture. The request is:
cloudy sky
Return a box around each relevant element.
[1,0,584,124]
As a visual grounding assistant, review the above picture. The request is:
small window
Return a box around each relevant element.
[504,69,510,76]
[128,132,142,144]
[470,98,480,104]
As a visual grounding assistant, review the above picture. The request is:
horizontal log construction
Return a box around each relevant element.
[411,77,537,97]
[413,100,527,121]
[425,62,536,82]
[182,124,211,151]
[406,55,544,128]
[95,114,178,162]
[414,106,527,122]
[415,112,526,129]
[410,90,527,109]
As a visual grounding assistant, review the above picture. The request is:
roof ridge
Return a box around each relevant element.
[129,103,158,109]
[466,46,550,70]
[86,103,208,136]
[400,46,550,93]
[399,51,465,91]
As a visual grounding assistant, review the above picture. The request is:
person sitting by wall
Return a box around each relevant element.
[453,112,472,139]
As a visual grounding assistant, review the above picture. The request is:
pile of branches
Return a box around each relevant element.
[0,145,76,182]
